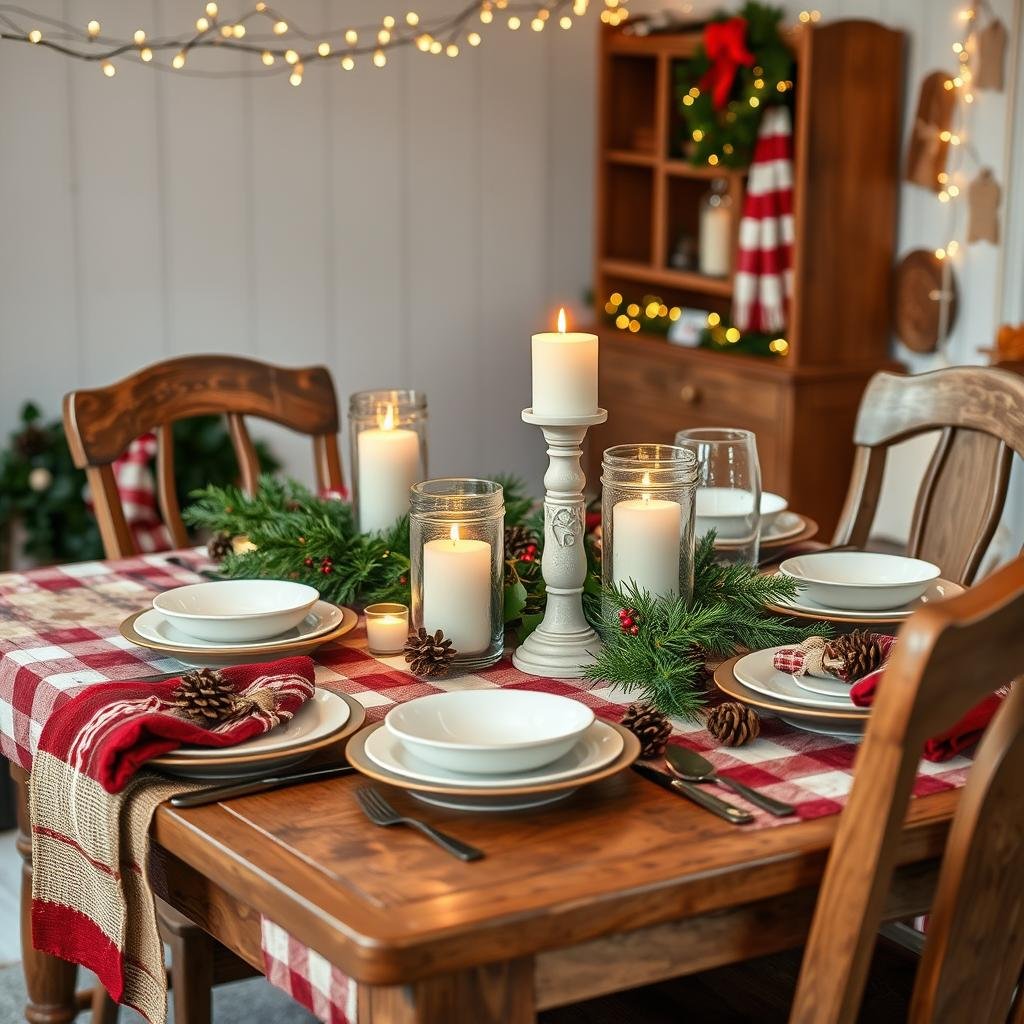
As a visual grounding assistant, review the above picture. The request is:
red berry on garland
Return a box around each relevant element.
[321,565,332,574]
[525,543,538,555]
[399,575,407,585]
[629,624,639,636]
[303,557,314,567]
[521,553,535,562]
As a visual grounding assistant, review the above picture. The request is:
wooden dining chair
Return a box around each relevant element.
[832,366,1024,585]
[59,355,343,1024]
[63,354,343,559]
[787,551,1024,1022]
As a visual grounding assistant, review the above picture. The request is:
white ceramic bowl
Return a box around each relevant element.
[780,552,941,612]
[384,690,595,775]
[152,579,320,643]
[696,488,788,539]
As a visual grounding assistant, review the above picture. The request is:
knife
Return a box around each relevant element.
[665,745,795,818]
[169,765,355,808]
[631,763,753,825]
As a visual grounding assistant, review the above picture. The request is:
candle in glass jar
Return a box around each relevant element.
[357,404,421,534]
[365,603,410,655]
[531,307,599,418]
[422,524,492,654]
[612,475,682,597]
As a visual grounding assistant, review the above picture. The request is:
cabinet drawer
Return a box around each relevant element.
[601,346,783,425]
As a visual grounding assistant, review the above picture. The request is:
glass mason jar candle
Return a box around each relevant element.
[364,602,410,655]
[410,479,505,669]
[601,444,698,602]
[348,389,428,535]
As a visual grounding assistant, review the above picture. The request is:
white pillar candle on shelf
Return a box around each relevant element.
[531,307,599,418]
[357,404,421,534]
[365,603,410,655]
[699,179,733,278]
[612,475,682,597]
[422,525,492,654]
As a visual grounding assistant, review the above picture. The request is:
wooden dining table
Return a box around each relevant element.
[2,549,968,1024]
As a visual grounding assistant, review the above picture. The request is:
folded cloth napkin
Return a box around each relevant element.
[30,656,316,1024]
[773,634,896,681]
[849,670,1010,762]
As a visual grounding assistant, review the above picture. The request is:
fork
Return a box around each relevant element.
[355,786,485,861]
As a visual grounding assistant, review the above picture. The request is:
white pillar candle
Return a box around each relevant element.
[423,525,492,654]
[357,405,421,534]
[699,202,732,278]
[531,307,599,418]
[612,482,682,598]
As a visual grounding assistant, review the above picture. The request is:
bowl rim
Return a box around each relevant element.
[385,690,596,752]
[695,489,788,517]
[779,552,941,590]
[153,579,320,621]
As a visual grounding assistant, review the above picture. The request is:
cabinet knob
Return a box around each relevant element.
[678,383,701,405]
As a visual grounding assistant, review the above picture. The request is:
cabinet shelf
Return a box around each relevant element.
[601,259,733,297]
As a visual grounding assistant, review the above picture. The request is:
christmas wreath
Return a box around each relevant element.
[675,2,793,168]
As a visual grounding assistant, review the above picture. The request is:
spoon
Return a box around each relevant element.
[665,745,795,818]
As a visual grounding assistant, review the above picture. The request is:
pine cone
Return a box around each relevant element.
[404,627,457,679]
[504,524,537,560]
[621,702,673,759]
[705,702,760,746]
[206,531,234,562]
[14,424,48,459]
[825,629,885,681]
[172,668,239,724]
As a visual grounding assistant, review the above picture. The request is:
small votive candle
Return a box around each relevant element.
[365,603,410,655]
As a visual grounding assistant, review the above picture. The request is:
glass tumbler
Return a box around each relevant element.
[348,389,428,534]
[675,427,762,565]
[600,444,698,603]
[409,478,505,670]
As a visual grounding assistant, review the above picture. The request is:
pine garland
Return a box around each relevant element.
[584,533,828,720]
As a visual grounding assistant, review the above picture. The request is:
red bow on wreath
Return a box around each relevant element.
[699,17,756,110]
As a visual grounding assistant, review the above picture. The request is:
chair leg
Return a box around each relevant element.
[159,902,214,1024]
[90,986,119,1024]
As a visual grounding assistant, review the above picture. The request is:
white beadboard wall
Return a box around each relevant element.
[1,0,1021,538]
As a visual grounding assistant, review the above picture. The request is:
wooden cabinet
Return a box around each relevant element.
[589,20,905,534]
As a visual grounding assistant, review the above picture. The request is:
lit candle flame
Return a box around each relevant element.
[557,307,567,334]
[449,523,460,544]
[379,404,395,431]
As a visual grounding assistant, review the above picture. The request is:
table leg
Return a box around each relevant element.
[13,769,80,1024]
[363,959,535,1024]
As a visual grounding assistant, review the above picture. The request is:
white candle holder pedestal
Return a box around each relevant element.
[513,408,607,679]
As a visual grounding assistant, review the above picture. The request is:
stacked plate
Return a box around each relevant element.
[121,579,357,665]
[152,688,366,779]
[346,690,640,812]
[768,551,963,625]
[715,648,868,739]
[698,490,818,551]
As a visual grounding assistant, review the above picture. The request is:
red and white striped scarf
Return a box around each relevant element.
[29,657,316,1023]
[733,106,795,334]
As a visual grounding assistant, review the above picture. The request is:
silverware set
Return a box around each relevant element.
[632,745,794,825]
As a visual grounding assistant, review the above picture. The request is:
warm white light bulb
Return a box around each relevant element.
[508,15,521,28]
[133,29,146,44]
[446,42,459,56]
[172,50,186,68]
[273,20,288,34]
[318,41,330,56]
[285,48,299,63]
[196,16,209,31]
[86,20,99,37]
[28,28,42,43]
[341,55,355,69]
[140,46,153,61]
[261,50,274,65]
[101,59,115,76]
[468,31,481,45]
[206,2,218,16]
[560,15,572,28]
[406,11,420,25]
[345,28,358,44]
[373,48,387,66]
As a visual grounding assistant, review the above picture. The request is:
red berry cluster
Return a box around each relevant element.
[618,607,639,636]
[519,542,539,563]
[303,555,333,574]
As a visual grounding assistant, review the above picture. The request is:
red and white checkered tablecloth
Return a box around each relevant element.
[0,550,972,1024]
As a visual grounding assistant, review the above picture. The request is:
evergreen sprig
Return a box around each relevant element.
[584,533,829,720]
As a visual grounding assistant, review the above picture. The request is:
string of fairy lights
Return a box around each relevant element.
[0,0,629,82]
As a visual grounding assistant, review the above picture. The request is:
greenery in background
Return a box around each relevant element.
[585,533,827,719]
[0,403,279,566]
[674,2,793,168]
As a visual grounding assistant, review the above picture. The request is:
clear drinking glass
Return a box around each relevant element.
[409,478,505,670]
[675,428,761,564]
[348,389,428,534]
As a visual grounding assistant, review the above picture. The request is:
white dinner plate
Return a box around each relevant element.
[365,719,624,788]
[171,688,351,759]
[761,511,807,544]
[774,579,963,620]
[408,789,577,811]
[134,601,343,651]
[795,674,856,699]
[733,649,860,711]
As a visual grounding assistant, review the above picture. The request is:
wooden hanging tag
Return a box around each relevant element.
[976,19,1007,91]
[894,249,958,353]
[968,168,1001,244]
[905,71,957,191]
